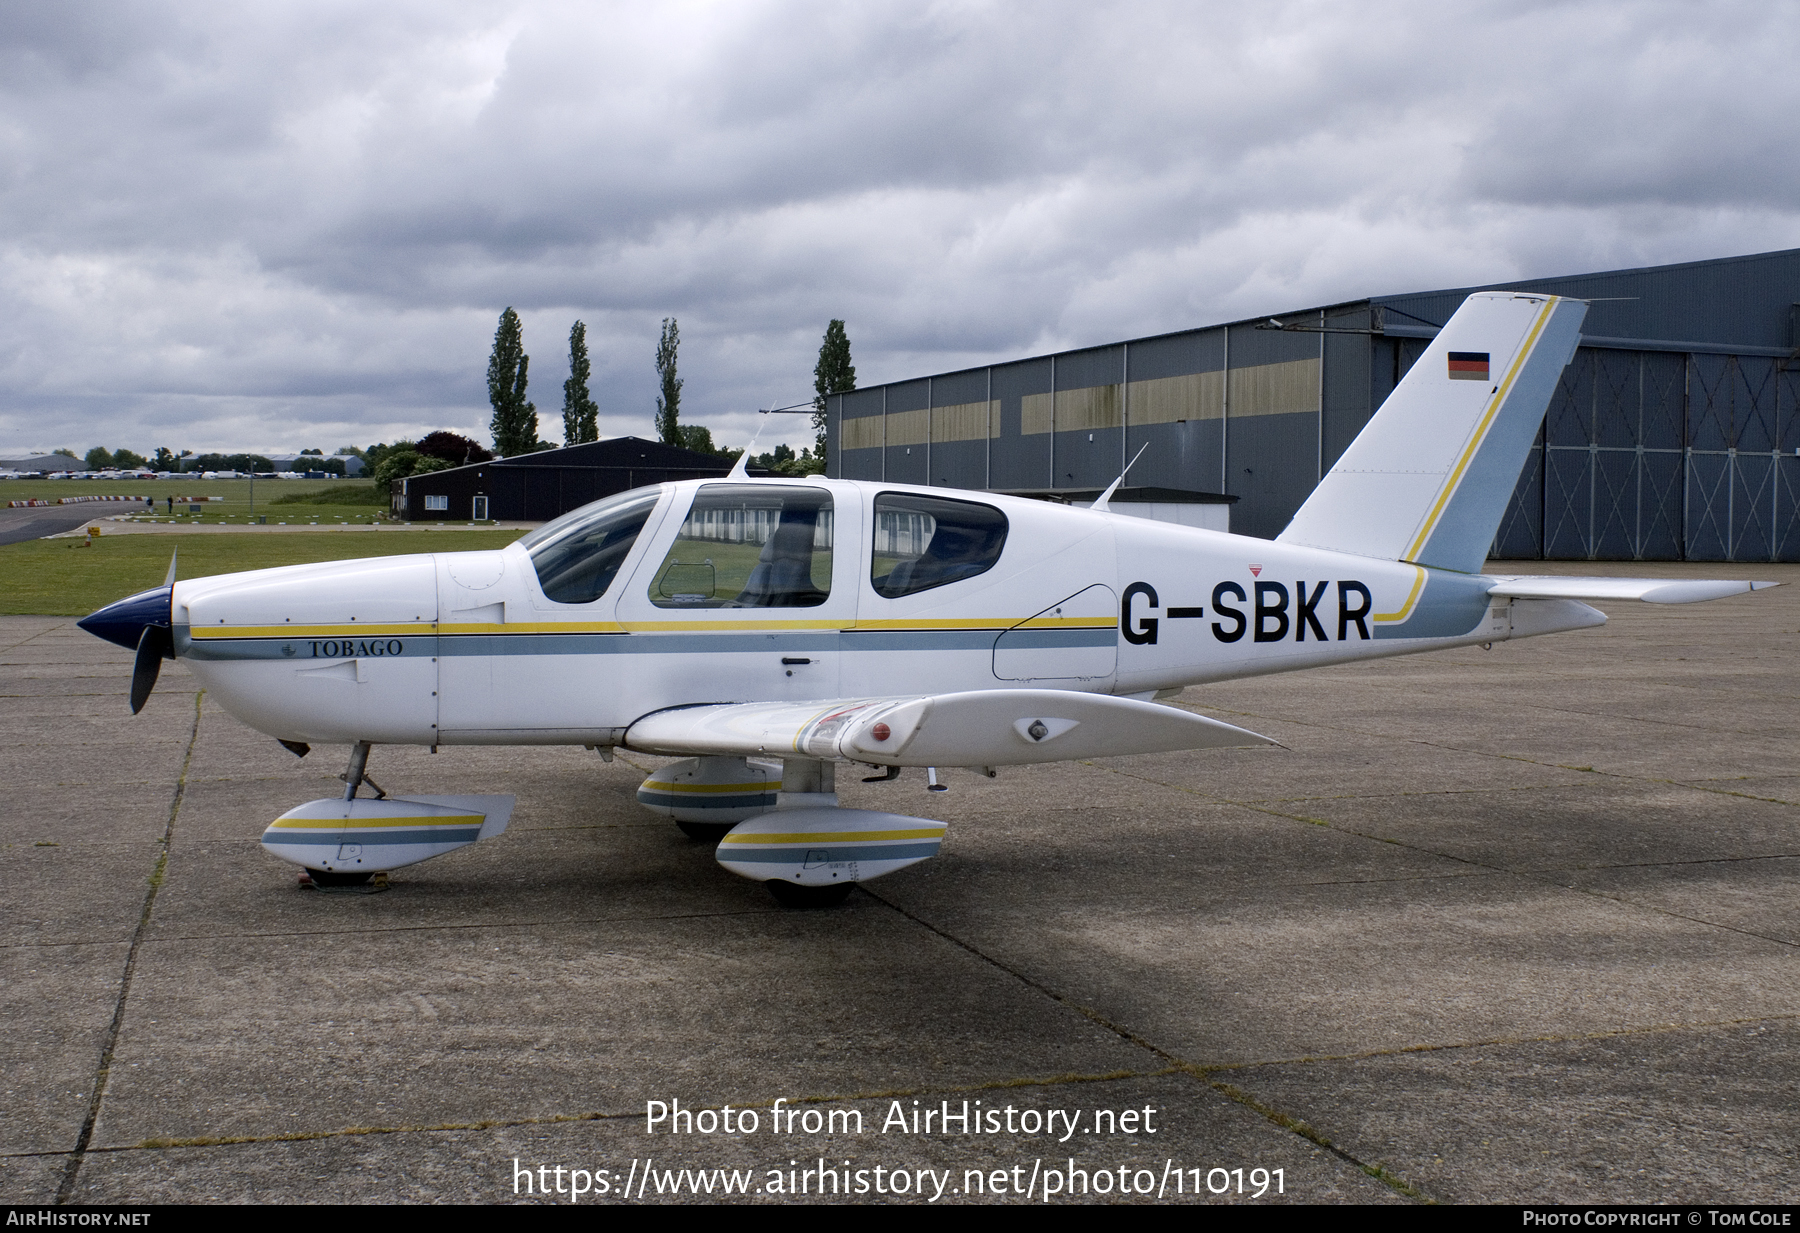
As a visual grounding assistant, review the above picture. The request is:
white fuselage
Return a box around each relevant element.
[171,477,1602,747]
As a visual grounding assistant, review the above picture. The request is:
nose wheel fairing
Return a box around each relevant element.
[260,794,514,875]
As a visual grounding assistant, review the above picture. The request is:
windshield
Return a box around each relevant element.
[525,489,661,604]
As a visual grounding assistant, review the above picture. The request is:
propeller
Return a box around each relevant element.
[76,551,178,714]
[130,624,172,714]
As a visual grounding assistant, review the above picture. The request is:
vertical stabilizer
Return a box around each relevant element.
[1277,293,1586,574]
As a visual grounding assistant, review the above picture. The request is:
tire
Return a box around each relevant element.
[675,820,736,842]
[308,868,374,887]
[765,880,854,909]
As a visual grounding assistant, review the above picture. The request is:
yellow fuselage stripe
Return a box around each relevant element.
[189,617,1116,638]
[193,623,436,639]
[1373,566,1427,623]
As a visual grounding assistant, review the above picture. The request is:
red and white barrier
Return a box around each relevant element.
[56,495,161,505]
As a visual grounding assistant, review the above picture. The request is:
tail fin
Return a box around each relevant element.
[1277,292,1586,574]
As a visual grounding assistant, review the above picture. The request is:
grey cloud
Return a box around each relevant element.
[1,0,1795,459]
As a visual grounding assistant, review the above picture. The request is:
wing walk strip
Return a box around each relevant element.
[1400,296,1556,565]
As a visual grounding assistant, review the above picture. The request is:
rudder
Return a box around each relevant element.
[1277,292,1586,573]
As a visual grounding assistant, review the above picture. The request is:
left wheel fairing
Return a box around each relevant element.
[174,554,441,744]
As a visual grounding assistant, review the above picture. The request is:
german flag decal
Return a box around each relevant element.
[1447,351,1490,381]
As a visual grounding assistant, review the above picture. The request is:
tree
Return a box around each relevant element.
[487,307,538,457]
[112,448,147,469]
[85,447,113,470]
[655,317,682,448]
[812,319,856,459]
[675,424,719,455]
[362,441,405,475]
[415,431,493,466]
[371,449,422,489]
[562,321,599,446]
[191,452,274,473]
[753,443,826,477]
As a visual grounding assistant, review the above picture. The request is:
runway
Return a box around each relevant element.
[4,560,1798,1204]
[0,504,106,547]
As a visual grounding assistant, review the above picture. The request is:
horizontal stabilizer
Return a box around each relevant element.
[625,690,1273,767]
[1486,577,1778,605]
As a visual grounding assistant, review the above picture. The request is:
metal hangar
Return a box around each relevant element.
[823,248,1800,561]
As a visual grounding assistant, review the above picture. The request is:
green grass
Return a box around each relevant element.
[2,475,353,508]
[0,478,525,530]
[1,476,397,527]
[266,483,385,506]
[0,529,526,616]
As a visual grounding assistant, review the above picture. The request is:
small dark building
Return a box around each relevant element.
[394,437,739,523]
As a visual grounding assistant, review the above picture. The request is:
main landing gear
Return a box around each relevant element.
[260,742,514,889]
[636,756,949,909]
[311,741,385,886]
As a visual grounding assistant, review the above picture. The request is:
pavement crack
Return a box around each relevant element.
[0,618,72,652]
[852,885,1431,1201]
[138,907,786,942]
[1200,1077,1432,1201]
[55,689,202,1205]
[1202,1010,1800,1072]
[1103,766,1800,951]
[49,1068,1170,1156]
[853,883,1180,1063]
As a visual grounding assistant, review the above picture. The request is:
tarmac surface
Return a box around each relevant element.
[3,560,1797,1204]
[0,504,104,547]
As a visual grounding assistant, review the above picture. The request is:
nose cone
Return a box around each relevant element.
[77,585,173,651]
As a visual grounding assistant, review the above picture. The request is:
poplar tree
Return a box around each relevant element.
[654,317,683,448]
[487,307,539,457]
[562,321,600,445]
[812,319,856,458]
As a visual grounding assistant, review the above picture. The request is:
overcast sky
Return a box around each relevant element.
[2,0,1795,460]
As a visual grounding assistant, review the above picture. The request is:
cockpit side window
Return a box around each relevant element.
[647,485,834,609]
[525,490,661,604]
[871,493,1008,598]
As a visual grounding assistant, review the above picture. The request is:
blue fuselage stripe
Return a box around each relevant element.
[718,841,942,863]
[181,627,1118,660]
[636,791,779,810]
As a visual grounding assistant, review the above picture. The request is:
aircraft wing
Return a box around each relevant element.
[1484,576,1779,605]
[624,690,1274,767]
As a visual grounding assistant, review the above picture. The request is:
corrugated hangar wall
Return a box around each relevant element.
[827,248,1800,562]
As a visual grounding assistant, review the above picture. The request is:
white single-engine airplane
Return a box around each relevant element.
[80,294,1774,905]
